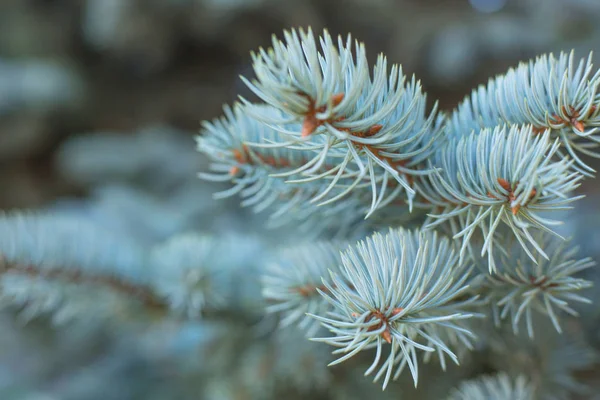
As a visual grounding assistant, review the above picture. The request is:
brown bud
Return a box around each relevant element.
[382,328,392,344]
[497,178,511,192]
[331,92,345,107]
[302,115,320,137]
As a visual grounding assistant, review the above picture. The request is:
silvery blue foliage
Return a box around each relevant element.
[241,27,443,213]
[449,51,600,174]
[0,210,267,326]
[196,232,266,312]
[0,273,135,326]
[4,25,600,400]
[197,102,368,236]
[446,373,534,400]
[0,212,150,324]
[82,0,131,50]
[261,240,346,336]
[149,234,227,319]
[310,228,479,389]
[50,183,232,247]
[482,233,593,337]
[150,232,267,318]
[0,212,146,283]
[421,125,583,271]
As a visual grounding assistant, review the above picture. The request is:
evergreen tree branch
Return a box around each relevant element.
[309,227,479,389]
[420,125,583,271]
[480,233,593,337]
[449,51,600,175]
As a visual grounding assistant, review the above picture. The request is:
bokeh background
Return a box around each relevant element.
[5,0,600,210]
[2,0,600,399]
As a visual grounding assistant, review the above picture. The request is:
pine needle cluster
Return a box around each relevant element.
[2,26,599,399]
[197,27,598,393]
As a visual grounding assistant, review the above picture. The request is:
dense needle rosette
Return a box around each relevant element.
[242,27,443,212]
[421,125,583,271]
[449,51,600,175]
[482,233,593,337]
[310,228,478,389]
[196,103,367,236]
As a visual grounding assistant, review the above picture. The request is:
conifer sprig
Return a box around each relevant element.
[420,125,583,270]
[482,234,593,337]
[449,51,600,175]
[309,228,478,389]
[3,24,599,398]
[261,241,346,336]
[0,212,165,323]
[196,103,368,235]
[242,27,443,213]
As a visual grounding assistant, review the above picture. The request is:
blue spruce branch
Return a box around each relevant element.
[449,51,600,175]
[308,228,480,389]
[3,25,600,398]
[240,27,444,214]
